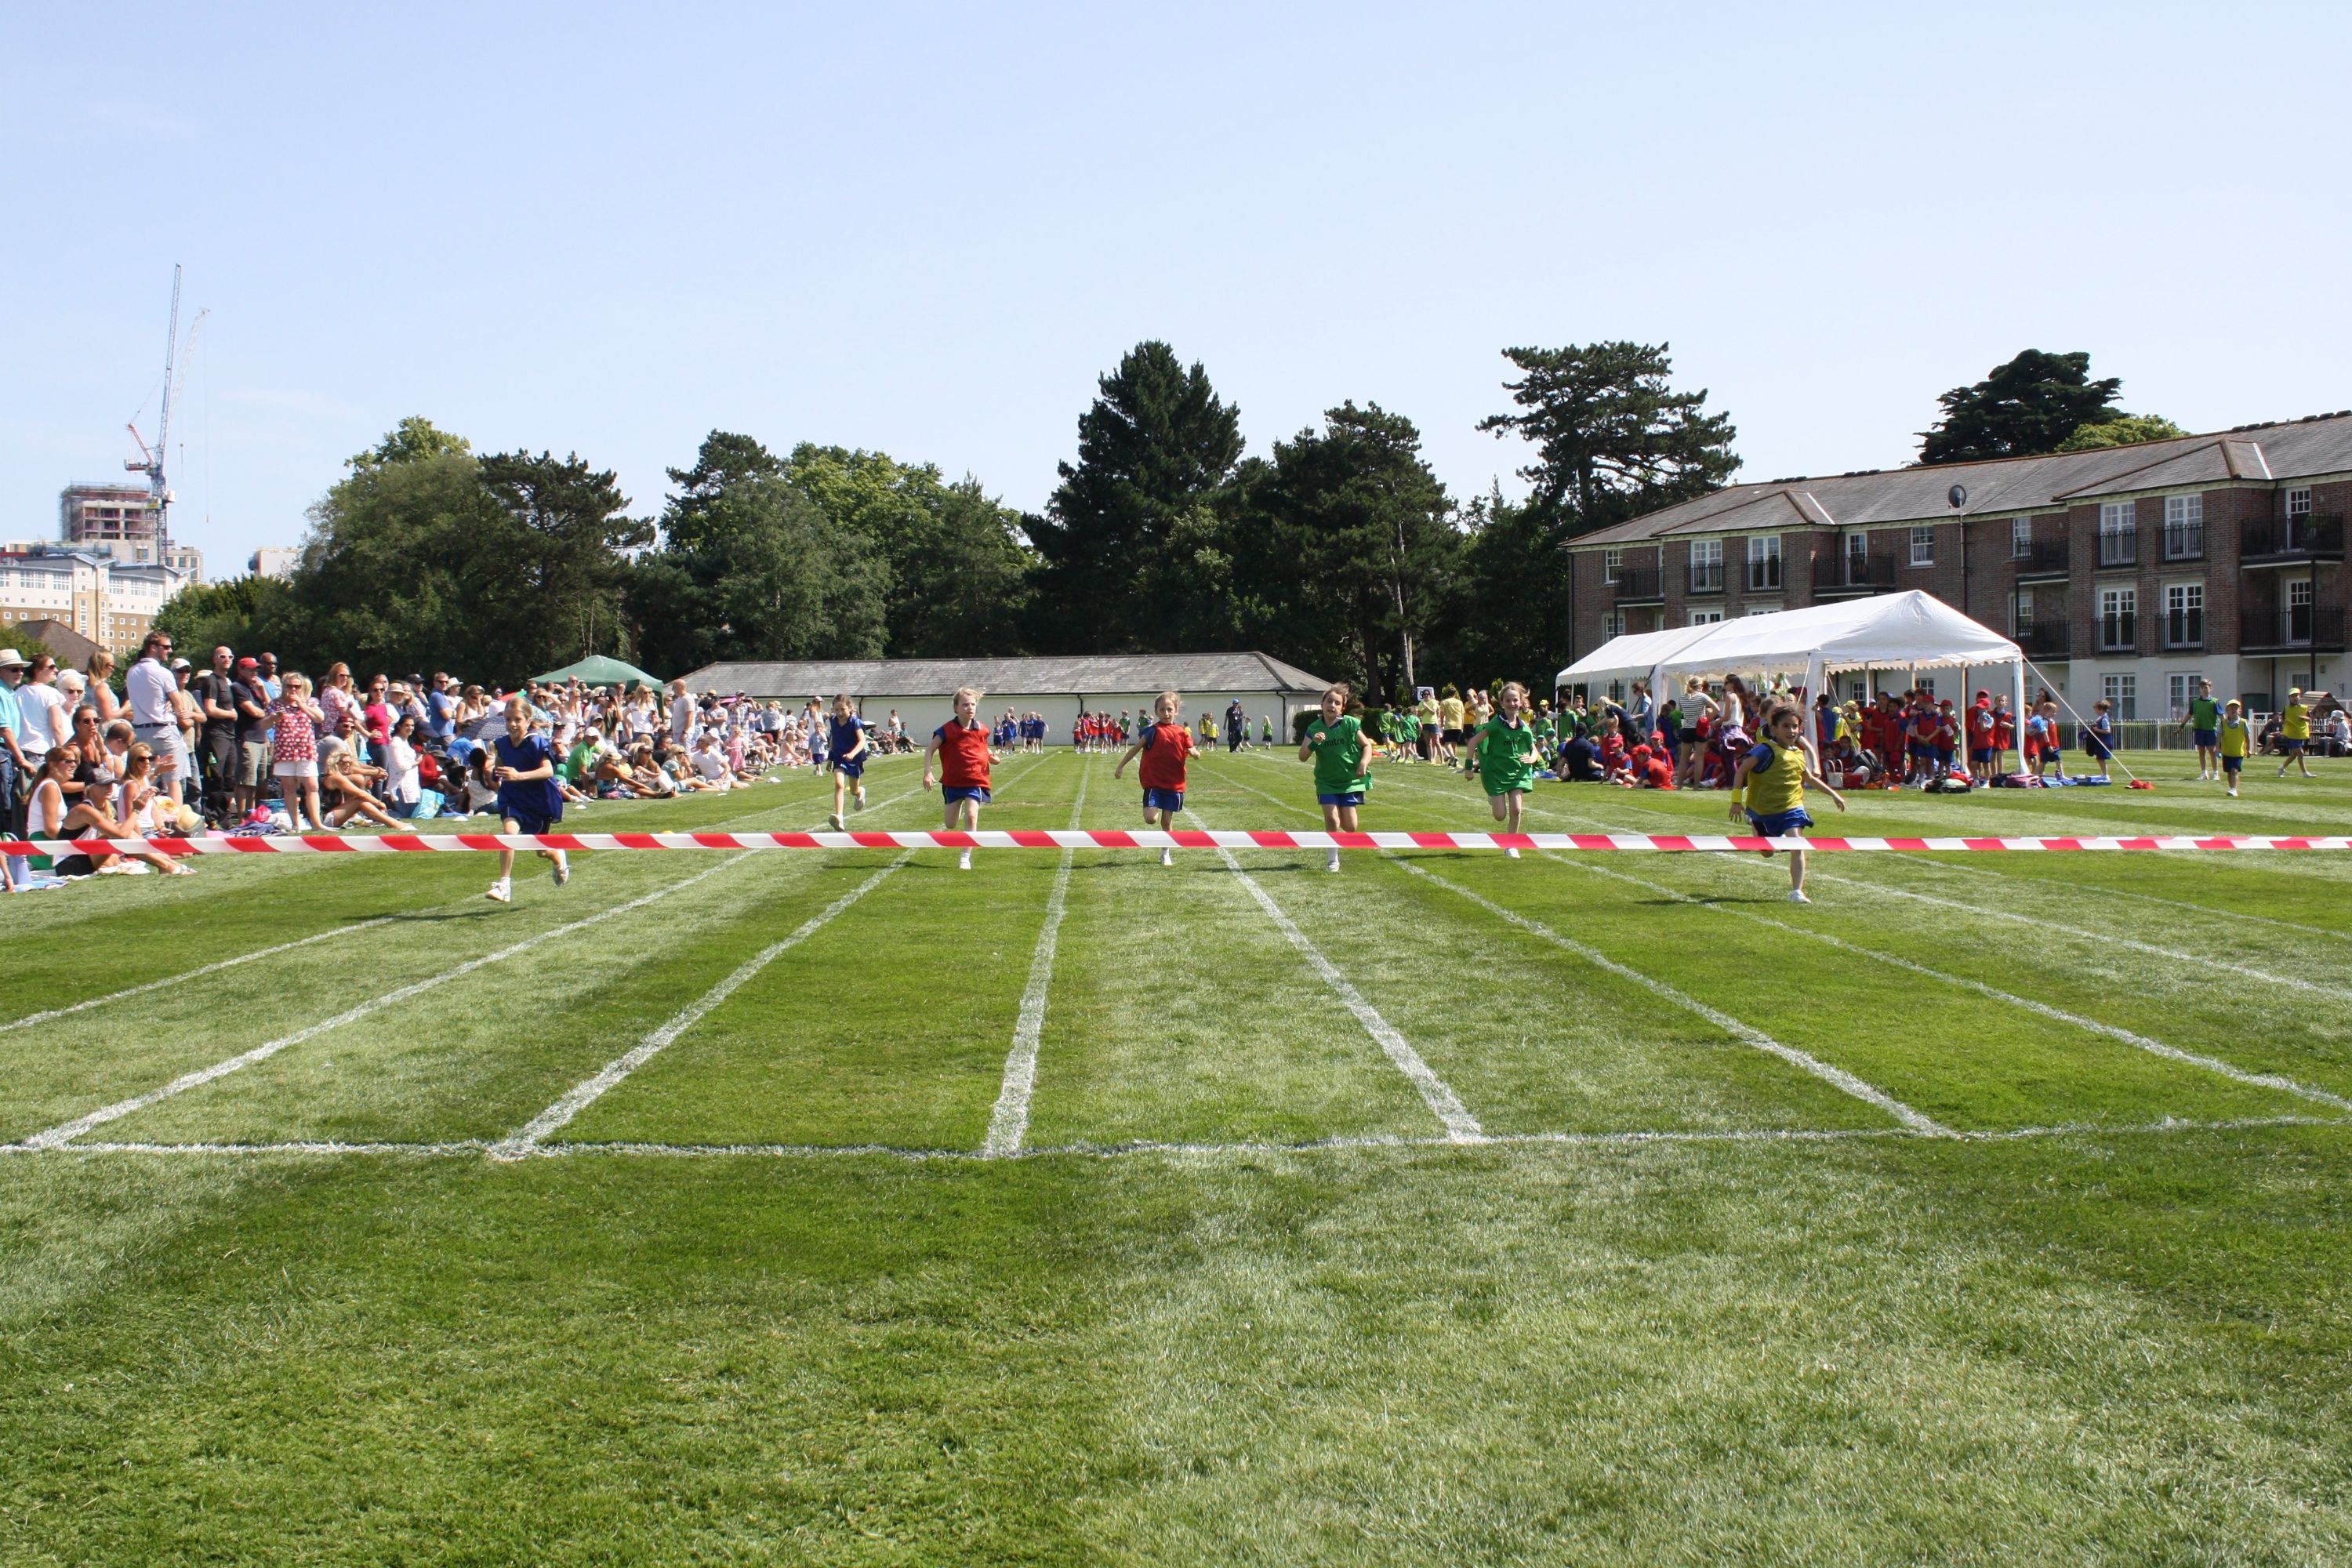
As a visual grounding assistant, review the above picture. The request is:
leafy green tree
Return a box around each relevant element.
[626,431,887,676]
[475,452,652,673]
[782,445,1031,656]
[1446,484,1571,695]
[1234,402,1457,703]
[150,574,299,661]
[1478,342,1739,537]
[1028,341,1245,652]
[2056,413,2189,452]
[1918,350,2123,464]
[347,416,472,473]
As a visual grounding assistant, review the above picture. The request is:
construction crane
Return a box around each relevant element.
[124,264,206,554]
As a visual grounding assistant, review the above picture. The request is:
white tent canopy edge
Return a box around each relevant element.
[1559,592,2028,727]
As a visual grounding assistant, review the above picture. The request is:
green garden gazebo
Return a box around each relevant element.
[532,655,664,689]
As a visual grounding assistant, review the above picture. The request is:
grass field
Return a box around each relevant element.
[6,746,2352,1564]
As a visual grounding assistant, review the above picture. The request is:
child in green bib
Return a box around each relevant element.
[1465,681,1540,856]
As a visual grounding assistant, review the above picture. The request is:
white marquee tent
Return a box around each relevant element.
[1557,592,2027,716]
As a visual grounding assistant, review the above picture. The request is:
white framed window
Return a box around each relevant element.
[1744,605,1775,616]
[1602,548,1622,584]
[2100,586,2136,652]
[2288,487,2312,519]
[1688,538,1723,593]
[1915,677,1935,698]
[2098,502,2136,566]
[1746,535,1781,591]
[2011,517,2032,557]
[2163,494,2204,559]
[1909,525,1935,566]
[2011,588,2034,634]
[2103,673,2138,722]
[1690,609,1724,626]
[2165,581,2204,648]
[1602,609,1625,639]
[1849,680,1869,703]
[2167,673,2204,721]
[2286,577,2314,644]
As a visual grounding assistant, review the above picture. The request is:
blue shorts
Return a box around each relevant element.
[504,806,560,836]
[2281,738,2306,753]
[1142,787,1185,813]
[1747,808,1813,838]
[2194,728,2219,749]
[1934,746,1955,768]
[2223,754,2244,774]
[834,758,863,779]
[1317,792,1366,808]
[942,785,991,805]
[1969,747,1994,765]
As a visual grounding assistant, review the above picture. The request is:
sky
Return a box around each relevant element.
[5,2,2350,575]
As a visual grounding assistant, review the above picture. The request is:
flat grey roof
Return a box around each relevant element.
[679,651,1332,698]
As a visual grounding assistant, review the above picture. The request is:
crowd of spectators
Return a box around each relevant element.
[0,634,856,891]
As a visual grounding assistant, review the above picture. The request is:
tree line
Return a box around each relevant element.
[156,345,2169,700]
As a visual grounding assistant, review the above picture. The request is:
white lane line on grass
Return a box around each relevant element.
[493,853,919,1158]
[0,770,930,1040]
[22,1112,2343,1162]
[1558,856,2352,1116]
[1392,858,1951,1135]
[1184,805,1483,1142]
[982,762,1091,1158]
[1208,766,1947,1135]
[0,917,399,1036]
[15,853,758,1151]
[1897,853,2352,946]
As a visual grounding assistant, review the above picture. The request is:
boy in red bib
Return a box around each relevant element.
[924,685,1003,870]
[1115,689,1197,866]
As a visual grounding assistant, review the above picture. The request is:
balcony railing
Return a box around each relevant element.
[2097,612,2137,653]
[2096,530,2139,568]
[1812,555,1896,595]
[2241,514,2345,561]
[2241,604,2347,654]
[2013,540,2070,578]
[2014,622,2070,659]
[1611,567,1662,603]
[1687,563,1725,595]
[2164,609,2204,650]
[2162,523,2205,561]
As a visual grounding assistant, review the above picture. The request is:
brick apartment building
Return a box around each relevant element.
[1564,412,2350,719]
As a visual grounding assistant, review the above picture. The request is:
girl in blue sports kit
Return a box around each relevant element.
[826,693,869,830]
[486,693,569,903]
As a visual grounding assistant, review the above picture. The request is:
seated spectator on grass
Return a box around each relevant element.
[27,745,188,877]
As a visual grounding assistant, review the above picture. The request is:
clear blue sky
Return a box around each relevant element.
[5,2,2348,573]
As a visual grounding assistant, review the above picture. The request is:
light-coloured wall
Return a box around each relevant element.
[827,688,1315,746]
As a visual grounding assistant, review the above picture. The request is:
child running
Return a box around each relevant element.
[826,694,869,830]
[1464,680,1539,857]
[924,686,1003,870]
[1113,689,1196,866]
[487,692,569,902]
[1729,699,1846,905]
[2277,687,2314,779]
[1298,683,1371,873]
[2219,698,2251,797]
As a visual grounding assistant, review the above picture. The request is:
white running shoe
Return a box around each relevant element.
[959,848,973,870]
[828,811,844,831]
[1326,848,1341,873]
[1787,888,1811,905]
[1160,847,1174,866]
[485,880,512,903]
[554,859,570,887]
[855,788,866,811]
[1505,846,1521,859]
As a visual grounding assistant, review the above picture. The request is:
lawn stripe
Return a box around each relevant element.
[13,854,758,1151]
[1878,852,2352,945]
[1183,805,1483,1142]
[0,917,400,1036]
[1557,856,2352,1115]
[1209,766,1946,1135]
[13,1112,2340,1161]
[493,853,920,1158]
[982,761,1091,1157]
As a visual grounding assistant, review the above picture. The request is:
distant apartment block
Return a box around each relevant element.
[56,481,203,579]
[0,547,190,655]
[1566,412,2351,718]
[249,546,299,579]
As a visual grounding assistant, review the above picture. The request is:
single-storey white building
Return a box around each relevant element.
[676,651,1334,741]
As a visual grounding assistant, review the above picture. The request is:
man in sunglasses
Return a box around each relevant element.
[127,630,186,805]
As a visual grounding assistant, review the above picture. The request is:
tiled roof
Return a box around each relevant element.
[1572,412,2352,550]
[677,651,1333,699]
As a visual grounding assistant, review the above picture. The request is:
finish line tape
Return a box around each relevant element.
[8,831,2352,856]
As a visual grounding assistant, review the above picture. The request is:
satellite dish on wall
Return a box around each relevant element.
[1947,484,1968,510]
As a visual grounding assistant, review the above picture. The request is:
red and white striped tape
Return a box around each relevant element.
[9,830,2351,856]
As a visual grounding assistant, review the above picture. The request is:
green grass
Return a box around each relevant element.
[5,747,2352,1563]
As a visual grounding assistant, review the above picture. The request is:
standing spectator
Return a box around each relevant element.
[233,656,272,818]
[1226,698,1247,753]
[383,714,423,818]
[168,656,203,805]
[257,652,282,700]
[83,650,123,725]
[426,671,458,746]
[125,632,183,805]
[194,645,240,814]
[270,672,328,831]
[668,677,695,751]
[321,662,362,741]
[0,648,30,891]
[13,652,66,786]
[361,674,394,768]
